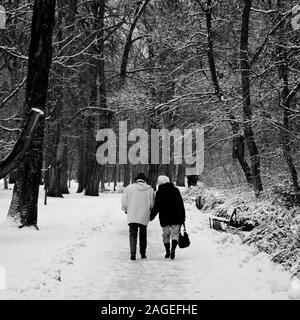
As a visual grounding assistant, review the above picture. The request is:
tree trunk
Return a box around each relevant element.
[68,157,73,189]
[113,165,117,191]
[99,166,106,192]
[277,0,300,195]
[7,0,56,226]
[47,141,65,197]
[232,134,252,184]
[46,0,73,197]
[123,164,131,187]
[84,116,100,196]
[118,1,150,186]
[85,161,101,196]
[0,109,44,180]
[176,164,185,186]
[76,138,86,193]
[119,0,150,87]
[148,164,159,190]
[240,0,263,194]
[84,0,108,196]
[60,144,69,194]
[201,0,252,186]
[187,175,198,187]
[3,176,8,190]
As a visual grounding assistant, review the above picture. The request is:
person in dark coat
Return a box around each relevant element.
[150,175,185,260]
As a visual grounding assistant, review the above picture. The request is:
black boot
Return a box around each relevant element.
[170,240,178,260]
[164,243,170,258]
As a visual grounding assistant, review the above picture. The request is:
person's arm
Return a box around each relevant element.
[150,190,160,221]
[176,188,186,223]
[150,189,155,210]
[121,187,128,213]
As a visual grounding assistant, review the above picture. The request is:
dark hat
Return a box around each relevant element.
[135,172,147,181]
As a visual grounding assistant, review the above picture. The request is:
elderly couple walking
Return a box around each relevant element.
[121,173,186,261]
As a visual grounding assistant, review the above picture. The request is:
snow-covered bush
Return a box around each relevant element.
[182,185,300,276]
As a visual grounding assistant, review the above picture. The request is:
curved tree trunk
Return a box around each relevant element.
[240,0,263,194]
[0,109,44,180]
[7,0,56,226]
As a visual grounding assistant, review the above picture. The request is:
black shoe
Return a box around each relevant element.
[130,255,136,260]
[170,240,178,260]
[141,255,147,259]
[164,243,170,258]
[171,240,178,251]
[170,250,175,260]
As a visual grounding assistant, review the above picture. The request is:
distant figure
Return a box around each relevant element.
[121,173,155,260]
[150,175,185,260]
[187,175,198,187]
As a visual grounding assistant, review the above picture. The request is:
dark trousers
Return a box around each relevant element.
[129,223,147,257]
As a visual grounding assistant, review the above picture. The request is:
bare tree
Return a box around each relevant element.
[7,0,56,227]
[240,0,263,194]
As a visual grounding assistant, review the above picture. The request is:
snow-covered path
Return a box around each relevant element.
[0,185,292,299]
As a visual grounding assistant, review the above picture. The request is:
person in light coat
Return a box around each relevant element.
[121,173,155,260]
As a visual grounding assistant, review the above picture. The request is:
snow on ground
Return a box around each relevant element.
[0,180,295,299]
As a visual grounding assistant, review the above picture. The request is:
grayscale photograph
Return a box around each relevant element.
[0,0,300,309]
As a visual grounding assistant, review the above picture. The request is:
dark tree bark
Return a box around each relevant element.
[45,0,64,197]
[47,142,69,196]
[277,0,300,195]
[3,176,8,190]
[76,138,86,193]
[148,164,159,190]
[47,141,64,198]
[0,109,44,180]
[119,0,150,87]
[176,164,185,187]
[7,0,56,226]
[60,145,70,194]
[46,0,78,197]
[119,1,149,186]
[232,134,252,184]
[123,163,131,187]
[240,0,263,194]
[84,0,109,196]
[84,115,100,196]
[9,173,16,184]
[113,164,118,191]
[187,175,198,187]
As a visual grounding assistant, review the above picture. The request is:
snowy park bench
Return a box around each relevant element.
[194,195,255,231]
[208,207,237,231]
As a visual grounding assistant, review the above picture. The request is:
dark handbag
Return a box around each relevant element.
[178,223,190,248]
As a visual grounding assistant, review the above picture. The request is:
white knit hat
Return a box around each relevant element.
[157,175,170,185]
